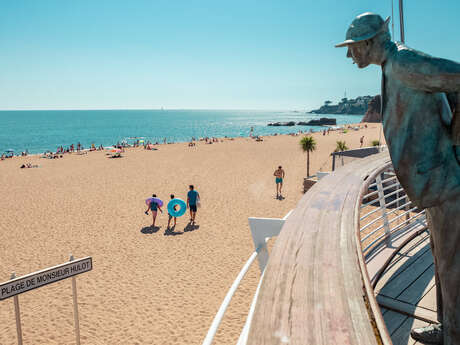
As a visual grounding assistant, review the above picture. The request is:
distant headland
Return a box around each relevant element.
[309,96,375,115]
[307,95,382,123]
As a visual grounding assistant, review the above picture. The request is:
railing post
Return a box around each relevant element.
[404,193,411,225]
[257,242,270,272]
[248,217,287,272]
[376,174,391,245]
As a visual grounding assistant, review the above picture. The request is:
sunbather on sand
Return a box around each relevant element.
[20,163,38,169]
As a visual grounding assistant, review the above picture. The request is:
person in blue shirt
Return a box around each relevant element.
[187,185,200,224]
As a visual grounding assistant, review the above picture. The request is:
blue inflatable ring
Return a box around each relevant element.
[167,198,187,217]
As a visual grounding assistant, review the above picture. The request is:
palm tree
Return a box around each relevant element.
[334,140,349,166]
[300,136,317,177]
[335,140,348,152]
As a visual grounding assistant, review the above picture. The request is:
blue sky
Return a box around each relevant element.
[1,0,459,110]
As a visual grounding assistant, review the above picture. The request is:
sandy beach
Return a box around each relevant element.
[0,124,383,345]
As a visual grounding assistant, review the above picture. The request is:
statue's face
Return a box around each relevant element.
[346,41,371,68]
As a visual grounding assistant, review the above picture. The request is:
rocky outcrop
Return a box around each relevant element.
[308,96,374,115]
[268,121,296,126]
[268,118,336,127]
[361,95,382,122]
[298,118,336,126]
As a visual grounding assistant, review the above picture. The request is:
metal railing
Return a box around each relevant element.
[202,251,259,345]
[358,164,427,262]
[201,211,292,345]
[203,154,428,345]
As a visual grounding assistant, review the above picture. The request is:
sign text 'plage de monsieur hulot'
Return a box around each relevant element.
[0,257,92,300]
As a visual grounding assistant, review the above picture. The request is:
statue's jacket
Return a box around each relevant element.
[381,41,460,208]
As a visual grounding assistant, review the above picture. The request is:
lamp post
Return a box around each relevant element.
[399,0,405,43]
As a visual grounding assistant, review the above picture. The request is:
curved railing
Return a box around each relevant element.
[358,162,427,288]
[245,152,395,345]
[359,164,426,263]
[204,151,427,344]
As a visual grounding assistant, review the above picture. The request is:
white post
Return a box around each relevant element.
[11,272,23,345]
[376,174,391,245]
[248,211,291,272]
[70,255,81,345]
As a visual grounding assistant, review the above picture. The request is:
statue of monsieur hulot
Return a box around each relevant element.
[336,12,460,345]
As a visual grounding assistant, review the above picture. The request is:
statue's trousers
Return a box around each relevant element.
[427,200,460,345]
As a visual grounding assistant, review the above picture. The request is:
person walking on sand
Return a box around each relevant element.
[145,194,163,227]
[167,194,177,229]
[187,185,200,224]
[274,166,285,198]
[360,135,364,147]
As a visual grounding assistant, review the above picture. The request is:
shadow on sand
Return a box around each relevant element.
[183,222,200,232]
[164,225,183,236]
[140,226,161,234]
[141,223,199,235]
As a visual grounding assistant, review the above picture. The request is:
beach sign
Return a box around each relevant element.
[0,257,92,300]
[0,255,92,345]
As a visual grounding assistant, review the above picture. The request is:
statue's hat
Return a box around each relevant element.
[335,12,390,48]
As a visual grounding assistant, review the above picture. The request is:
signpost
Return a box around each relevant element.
[10,272,23,345]
[0,256,92,345]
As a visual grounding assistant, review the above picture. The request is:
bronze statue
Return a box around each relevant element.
[336,12,460,345]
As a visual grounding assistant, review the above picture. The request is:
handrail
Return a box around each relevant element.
[362,179,400,199]
[246,153,393,345]
[236,270,266,345]
[354,158,395,345]
[355,158,427,344]
[206,152,425,344]
[358,162,426,259]
[362,211,426,255]
[202,250,259,345]
[203,210,292,345]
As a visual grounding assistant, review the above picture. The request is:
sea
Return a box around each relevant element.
[0,110,363,154]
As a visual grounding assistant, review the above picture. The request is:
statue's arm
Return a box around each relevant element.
[394,51,460,93]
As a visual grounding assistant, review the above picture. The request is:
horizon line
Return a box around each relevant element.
[0,107,310,112]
